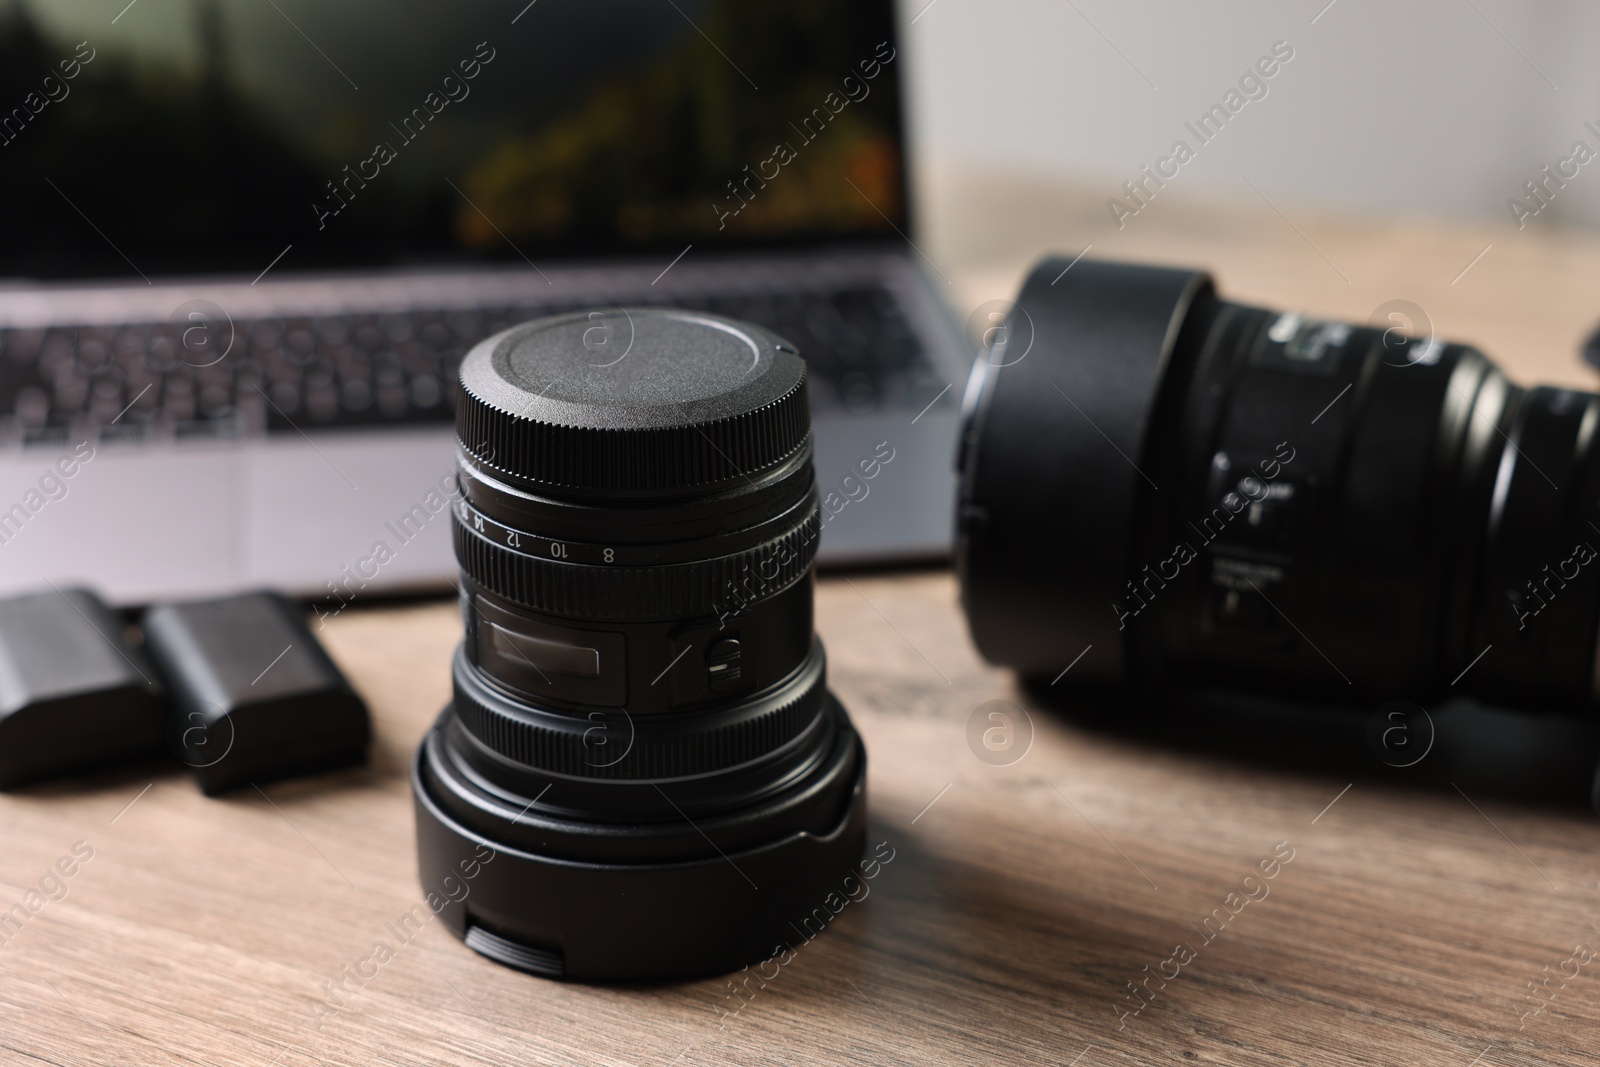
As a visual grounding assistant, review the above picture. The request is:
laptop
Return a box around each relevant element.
[0,0,967,605]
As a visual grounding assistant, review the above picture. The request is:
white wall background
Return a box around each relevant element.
[902,0,1600,230]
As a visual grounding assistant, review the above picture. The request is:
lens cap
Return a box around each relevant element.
[457,308,811,495]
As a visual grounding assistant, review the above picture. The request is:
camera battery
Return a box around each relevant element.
[141,592,370,794]
[0,587,168,789]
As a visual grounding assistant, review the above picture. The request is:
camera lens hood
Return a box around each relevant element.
[412,693,865,981]
[958,259,1213,683]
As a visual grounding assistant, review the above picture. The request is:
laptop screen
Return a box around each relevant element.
[0,0,906,281]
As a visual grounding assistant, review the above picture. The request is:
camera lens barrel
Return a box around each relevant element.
[413,308,866,981]
[958,258,1600,710]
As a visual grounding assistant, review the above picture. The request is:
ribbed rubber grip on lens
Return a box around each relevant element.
[457,382,812,493]
[451,643,828,779]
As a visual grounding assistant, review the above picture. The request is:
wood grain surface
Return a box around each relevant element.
[4,186,1600,1067]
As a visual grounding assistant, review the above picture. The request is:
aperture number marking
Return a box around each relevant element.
[457,499,632,567]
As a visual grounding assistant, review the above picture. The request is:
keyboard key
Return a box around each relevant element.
[379,312,415,342]
[341,379,372,413]
[268,381,299,417]
[377,381,407,418]
[306,379,338,421]
[232,359,265,391]
[163,376,195,421]
[352,319,385,351]
[5,328,43,365]
[250,318,284,348]
[410,375,442,409]
[284,322,317,363]
[113,325,148,369]
[77,330,112,374]
[200,384,232,418]
[420,320,451,348]
[146,334,181,373]
[315,316,351,346]
[16,386,48,426]
[89,376,124,423]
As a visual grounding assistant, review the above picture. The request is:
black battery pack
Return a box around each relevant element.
[0,587,168,789]
[141,592,370,794]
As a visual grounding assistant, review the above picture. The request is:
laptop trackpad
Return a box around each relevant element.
[0,444,241,604]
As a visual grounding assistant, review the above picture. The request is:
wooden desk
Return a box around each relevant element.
[6,187,1600,1067]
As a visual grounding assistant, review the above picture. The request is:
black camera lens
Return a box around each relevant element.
[413,308,866,982]
[958,258,1600,710]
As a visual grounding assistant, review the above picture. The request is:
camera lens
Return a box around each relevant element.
[413,308,866,982]
[958,258,1600,709]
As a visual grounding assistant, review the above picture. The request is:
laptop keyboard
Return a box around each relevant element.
[0,284,942,448]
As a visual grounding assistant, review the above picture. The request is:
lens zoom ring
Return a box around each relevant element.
[453,647,827,778]
[456,379,811,493]
[453,505,821,621]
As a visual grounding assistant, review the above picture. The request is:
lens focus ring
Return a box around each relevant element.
[452,494,822,621]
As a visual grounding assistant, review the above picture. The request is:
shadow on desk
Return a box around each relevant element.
[1025,681,1600,815]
